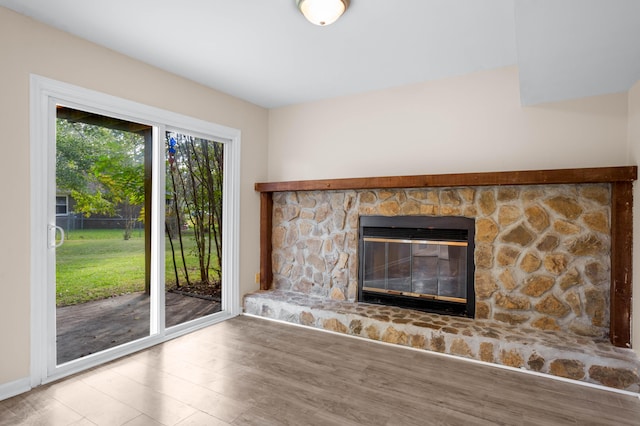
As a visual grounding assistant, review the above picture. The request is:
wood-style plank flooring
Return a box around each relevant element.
[2,315,639,425]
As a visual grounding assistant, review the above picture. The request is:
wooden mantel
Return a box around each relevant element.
[255,166,637,347]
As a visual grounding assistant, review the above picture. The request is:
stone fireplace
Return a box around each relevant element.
[246,167,640,391]
[268,183,616,338]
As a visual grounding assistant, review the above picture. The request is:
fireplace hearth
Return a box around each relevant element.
[359,216,475,317]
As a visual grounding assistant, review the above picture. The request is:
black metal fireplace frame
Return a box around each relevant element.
[358,215,475,318]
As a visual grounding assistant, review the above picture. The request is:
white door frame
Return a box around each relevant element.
[30,75,241,386]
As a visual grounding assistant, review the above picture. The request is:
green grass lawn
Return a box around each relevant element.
[56,228,218,306]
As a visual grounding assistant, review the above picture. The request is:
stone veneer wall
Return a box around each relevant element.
[271,184,612,339]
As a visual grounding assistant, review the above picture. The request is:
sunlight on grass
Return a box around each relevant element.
[56,229,216,306]
[56,230,145,306]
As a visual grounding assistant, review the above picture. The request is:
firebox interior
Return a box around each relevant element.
[358,216,475,317]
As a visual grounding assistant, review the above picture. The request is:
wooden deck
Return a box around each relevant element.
[56,291,221,364]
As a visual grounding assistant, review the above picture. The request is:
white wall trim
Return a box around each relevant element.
[224,130,242,315]
[29,74,50,387]
[0,378,31,402]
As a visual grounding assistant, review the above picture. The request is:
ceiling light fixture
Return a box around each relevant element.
[296,0,350,26]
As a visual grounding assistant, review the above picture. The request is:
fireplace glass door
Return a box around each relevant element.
[363,238,467,303]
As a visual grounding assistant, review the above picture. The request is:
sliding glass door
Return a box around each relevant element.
[31,75,240,384]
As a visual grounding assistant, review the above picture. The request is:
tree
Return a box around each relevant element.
[56,119,104,192]
[56,118,145,240]
[92,136,145,240]
[166,132,223,288]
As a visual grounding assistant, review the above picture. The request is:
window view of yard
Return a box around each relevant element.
[55,107,224,363]
[55,229,213,307]
[56,229,145,306]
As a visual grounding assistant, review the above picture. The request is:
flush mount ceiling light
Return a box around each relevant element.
[296,0,350,26]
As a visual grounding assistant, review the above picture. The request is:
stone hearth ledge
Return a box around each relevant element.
[244,290,640,393]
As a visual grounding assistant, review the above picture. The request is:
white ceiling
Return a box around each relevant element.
[2,0,639,108]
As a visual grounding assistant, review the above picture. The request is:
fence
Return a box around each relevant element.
[56,213,144,232]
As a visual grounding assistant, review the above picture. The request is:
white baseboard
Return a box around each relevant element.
[0,377,31,401]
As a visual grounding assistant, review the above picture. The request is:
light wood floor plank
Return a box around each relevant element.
[2,315,640,425]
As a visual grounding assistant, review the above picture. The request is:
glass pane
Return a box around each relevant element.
[55,107,150,365]
[56,196,68,215]
[387,241,411,292]
[411,243,439,295]
[363,240,386,289]
[438,244,467,299]
[165,131,223,327]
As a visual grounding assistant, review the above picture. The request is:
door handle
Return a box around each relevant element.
[48,225,65,248]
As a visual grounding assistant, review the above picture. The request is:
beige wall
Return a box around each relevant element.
[268,66,628,181]
[0,7,267,386]
[630,79,640,356]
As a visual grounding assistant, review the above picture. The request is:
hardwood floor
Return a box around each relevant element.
[2,315,639,425]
